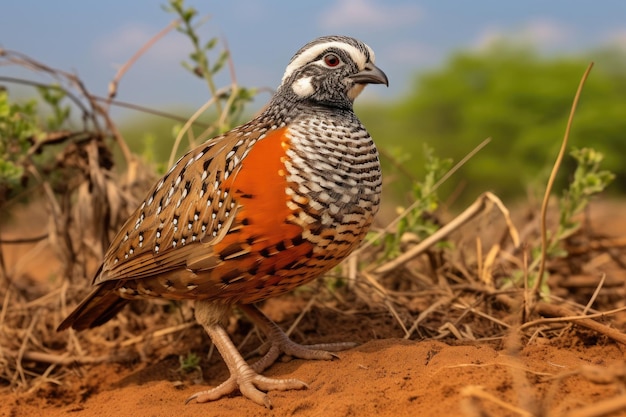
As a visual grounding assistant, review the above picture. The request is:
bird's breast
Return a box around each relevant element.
[204,119,381,303]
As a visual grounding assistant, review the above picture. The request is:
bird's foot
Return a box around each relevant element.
[185,362,307,408]
[188,303,308,409]
[241,304,356,373]
[253,334,356,373]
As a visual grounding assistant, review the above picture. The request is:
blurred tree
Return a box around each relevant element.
[363,43,626,206]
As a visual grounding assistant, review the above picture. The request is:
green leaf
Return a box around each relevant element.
[211,50,229,75]
[205,37,218,51]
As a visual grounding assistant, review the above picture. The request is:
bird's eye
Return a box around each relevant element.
[323,53,341,67]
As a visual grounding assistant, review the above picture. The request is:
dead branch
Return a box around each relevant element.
[375,192,519,274]
[522,302,626,345]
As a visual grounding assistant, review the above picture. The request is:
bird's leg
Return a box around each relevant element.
[187,300,307,408]
[240,304,356,373]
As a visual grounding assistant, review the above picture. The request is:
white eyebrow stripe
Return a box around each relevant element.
[281,41,374,83]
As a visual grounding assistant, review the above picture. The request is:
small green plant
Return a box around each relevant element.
[556,147,615,244]
[164,0,257,134]
[540,147,615,260]
[383,144,453,259]
[37,85,71,130]
[505,147,614,291]
[0,86,74,206]
[179,352,202,374]
[0,90,40,203]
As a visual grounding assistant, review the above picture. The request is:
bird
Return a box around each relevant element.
[58,35,387,408]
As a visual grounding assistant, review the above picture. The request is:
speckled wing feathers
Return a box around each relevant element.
[94,122,269,286]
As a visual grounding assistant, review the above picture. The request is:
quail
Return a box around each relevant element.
[58,35,388,408]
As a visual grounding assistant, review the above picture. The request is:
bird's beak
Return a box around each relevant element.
[349,63,389,86]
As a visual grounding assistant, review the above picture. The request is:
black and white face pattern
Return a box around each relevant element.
[278,36,385,108]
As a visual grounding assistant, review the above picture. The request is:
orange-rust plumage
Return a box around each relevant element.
[59,35,388,408]
[216,126,315,289]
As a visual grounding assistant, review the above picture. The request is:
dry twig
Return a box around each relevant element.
[533,63,594,300]
[375,192,519,274]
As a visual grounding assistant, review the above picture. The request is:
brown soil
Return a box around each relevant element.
[2,200,626,417]
[5,336,626,417]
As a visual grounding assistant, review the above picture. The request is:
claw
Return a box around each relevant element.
[186,368,307,408]
[241,304,357,373]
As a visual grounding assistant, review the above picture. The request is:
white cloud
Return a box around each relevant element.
[319,0,422,31]
[602,28,626,49]
[472,18,572,51]
[386,40,437,66]
[520,19,571,46]
[93,23,190,69]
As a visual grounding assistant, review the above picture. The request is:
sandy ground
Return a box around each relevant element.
[3,200,626,417]
[4,335,625,417]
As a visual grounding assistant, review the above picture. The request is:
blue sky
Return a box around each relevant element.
[2,0,625,113]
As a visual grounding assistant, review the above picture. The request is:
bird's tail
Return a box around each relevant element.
[57,282,129,331]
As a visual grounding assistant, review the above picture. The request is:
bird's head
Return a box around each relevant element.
[277,35,388,110]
